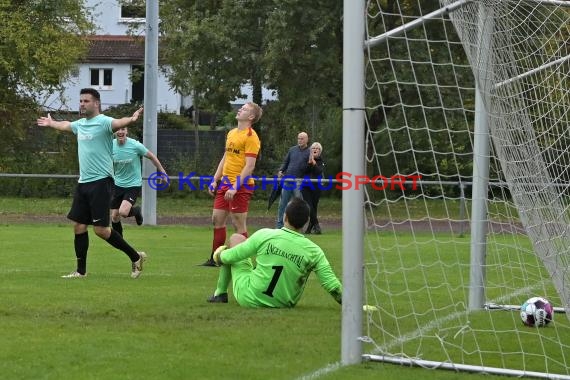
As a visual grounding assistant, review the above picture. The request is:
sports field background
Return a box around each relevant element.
[0,197,513,379]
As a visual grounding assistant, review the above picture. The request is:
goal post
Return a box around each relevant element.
[343,0,570,377]
[341,0,366,365]
[468,1,494,311]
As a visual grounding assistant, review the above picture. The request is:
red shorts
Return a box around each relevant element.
[213,185,254,213]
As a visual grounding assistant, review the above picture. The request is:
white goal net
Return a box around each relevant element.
[344,0,570,377]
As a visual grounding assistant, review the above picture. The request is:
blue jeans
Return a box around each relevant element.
[276,187,303,228]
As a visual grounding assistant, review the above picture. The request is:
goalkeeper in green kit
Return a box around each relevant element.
[207,198,342,307]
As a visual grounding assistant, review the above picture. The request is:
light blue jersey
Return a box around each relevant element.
[112,137,148,187]
[70,114,114,183]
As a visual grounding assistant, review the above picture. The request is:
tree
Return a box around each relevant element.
[160,0,272,124]
[160,0,343,174]
[0,0,93,98]
[263,0,342,109]
[0,0,93,159]
[261,0,343,174]
[160,0,342,115]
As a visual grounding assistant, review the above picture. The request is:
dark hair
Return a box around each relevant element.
[80,88,101,101]
[285,198,310,229]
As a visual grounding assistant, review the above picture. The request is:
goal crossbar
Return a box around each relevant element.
[365,0,472,48]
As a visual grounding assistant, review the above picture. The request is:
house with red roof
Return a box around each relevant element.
[38,0,190,113]
[38,0,275,115]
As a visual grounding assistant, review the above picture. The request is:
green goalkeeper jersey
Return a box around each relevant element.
[220,227,342,308]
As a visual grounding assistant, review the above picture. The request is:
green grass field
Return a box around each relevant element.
[0,198,565,379]
[0,195,469,220]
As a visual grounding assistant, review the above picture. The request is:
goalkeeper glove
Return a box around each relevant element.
[212,245,227,265]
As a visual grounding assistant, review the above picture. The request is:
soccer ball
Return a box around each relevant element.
[520,297,553,327]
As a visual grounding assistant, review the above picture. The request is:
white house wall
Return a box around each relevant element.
[88,0,143,35]
[39,64,182,113]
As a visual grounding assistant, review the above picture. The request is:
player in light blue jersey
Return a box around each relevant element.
[111,127,167,236]
[37,88,148,279]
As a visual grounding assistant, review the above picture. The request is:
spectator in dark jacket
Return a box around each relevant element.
[301,142,324,234]
[276,132,310,228]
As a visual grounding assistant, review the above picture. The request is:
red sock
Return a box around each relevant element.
[212,227,227,252]
[241,231,248,238]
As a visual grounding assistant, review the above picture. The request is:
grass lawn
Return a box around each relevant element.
[0,221,526,380]
[0,197,563,379]
[0,195,472,221]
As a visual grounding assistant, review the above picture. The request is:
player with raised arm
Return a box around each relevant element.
[37,88,147,279]
[207,198,342,307]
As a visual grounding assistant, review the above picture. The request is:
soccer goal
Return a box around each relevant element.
[342,0,570,378]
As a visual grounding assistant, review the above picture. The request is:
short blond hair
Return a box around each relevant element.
[247,102,263,124]
[311,142,323,153]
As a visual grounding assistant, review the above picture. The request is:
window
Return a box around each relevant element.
[131,65,144,102]
[121,1,145,18]
[90,69,113,90]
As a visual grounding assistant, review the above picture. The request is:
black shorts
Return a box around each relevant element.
[67,177,113,227]
[110,185,142,209]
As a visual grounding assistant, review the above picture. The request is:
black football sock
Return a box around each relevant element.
[111,221,123,236]
[74,231,89,275]
[106,229,140,262]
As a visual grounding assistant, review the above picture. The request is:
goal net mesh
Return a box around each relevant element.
[362,0,570,376]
